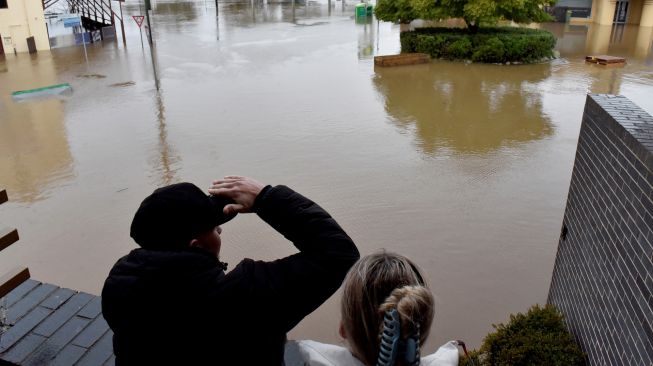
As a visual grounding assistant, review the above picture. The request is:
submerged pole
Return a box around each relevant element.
[82,27,89,66]
[215,0,220,40]
[376,19,379,51]
[150,41,160,90]
[144,0,153,45]
[141,0,158,89]
[119,0,126,46]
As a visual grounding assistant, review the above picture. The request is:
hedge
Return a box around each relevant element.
[400,27,556,63]
[459,304,586,366]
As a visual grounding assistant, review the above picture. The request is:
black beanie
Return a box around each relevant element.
[130,182,236,249]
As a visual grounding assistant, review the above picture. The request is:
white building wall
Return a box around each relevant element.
[0,0,50,54]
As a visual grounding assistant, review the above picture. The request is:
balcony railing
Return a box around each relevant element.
[0,189,30,299]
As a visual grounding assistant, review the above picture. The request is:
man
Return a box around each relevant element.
[101,176,359,365]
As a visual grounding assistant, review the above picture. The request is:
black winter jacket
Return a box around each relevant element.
[101,185,359,365]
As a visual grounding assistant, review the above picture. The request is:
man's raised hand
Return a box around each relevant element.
[209,176,266,215]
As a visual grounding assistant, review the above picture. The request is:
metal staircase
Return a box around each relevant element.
[42,0,126,41]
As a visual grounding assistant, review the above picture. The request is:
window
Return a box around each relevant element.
[0,0,7,9]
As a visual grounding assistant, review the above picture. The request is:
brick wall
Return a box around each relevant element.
[548,94,653,366]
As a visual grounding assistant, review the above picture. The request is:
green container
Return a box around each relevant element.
[355,3,367,17]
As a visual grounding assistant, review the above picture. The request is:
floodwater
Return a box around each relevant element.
[1,0,652,350]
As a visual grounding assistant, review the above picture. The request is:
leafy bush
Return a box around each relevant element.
[472,37,505,62]
[459,304,586,366]
[414,34,446,58]
[400,27,556,63]
[446,38,473,59]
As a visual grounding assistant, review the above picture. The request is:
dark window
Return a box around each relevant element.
[0,0,7,9]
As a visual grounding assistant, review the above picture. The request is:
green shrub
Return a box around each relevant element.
[471,37,505,63]
[502,36,529,61]
[399,27,556,63]
[400,32,418,53]
[446,38,473,60]
[415,34,447,58]
[458,304,586,366]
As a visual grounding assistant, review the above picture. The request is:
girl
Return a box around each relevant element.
[286,251,459,366]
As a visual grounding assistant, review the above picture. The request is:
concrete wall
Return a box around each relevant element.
[0,0,49,54]
[586,0,653,25]
[548,94,653,365]
[641,0,653,26]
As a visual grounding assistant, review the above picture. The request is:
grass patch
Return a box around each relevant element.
[400,27,556,63]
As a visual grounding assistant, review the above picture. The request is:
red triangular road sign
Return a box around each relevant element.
[132,15,145,28]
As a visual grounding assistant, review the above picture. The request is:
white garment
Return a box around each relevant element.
[284,340,459,366]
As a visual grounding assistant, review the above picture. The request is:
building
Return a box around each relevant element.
[0,0,50,55]
[553,0,653,26]
[590,0,653,25]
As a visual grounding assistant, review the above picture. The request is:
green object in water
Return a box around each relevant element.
[11,83,72,100]
[355,3,373,17]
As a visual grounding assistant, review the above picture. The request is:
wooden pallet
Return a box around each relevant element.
[374,53,431,67]
[585,55,626,66]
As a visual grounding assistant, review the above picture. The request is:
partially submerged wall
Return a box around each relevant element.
[0,0,50,54]
[548,94,653,365]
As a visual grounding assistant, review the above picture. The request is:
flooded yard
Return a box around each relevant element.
[1,0,652,349]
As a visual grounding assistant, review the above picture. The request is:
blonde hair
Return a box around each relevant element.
[341,251,435,366]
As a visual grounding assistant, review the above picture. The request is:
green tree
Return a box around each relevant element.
[375,0,556,32]
[373,0,420,24]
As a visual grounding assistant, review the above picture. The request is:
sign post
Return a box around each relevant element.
[118,0,127,46]
[132,15,145,48]
[63,15,88,65]
[140,0,158,90]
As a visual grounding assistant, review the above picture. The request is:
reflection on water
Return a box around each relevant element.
[356,17,376,59]
[150,90,180,185]
[1,0,652,349]
[0,55,73,203]
[373,63,553,154]
[154,1,200,20]
[549,22,653,63]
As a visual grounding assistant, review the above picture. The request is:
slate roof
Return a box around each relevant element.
[0,280,114,365]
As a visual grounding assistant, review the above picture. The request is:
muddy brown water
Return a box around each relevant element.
[1,0,652,350]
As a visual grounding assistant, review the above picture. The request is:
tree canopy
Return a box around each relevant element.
[374,0,556,30]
